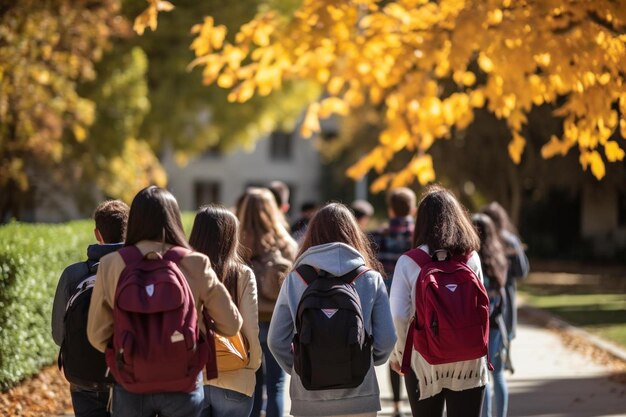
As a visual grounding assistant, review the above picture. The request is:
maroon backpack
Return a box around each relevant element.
[401,248,490,373]
[105,246,209,393]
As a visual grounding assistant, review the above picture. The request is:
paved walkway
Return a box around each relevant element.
[371,313,626,417]
[57,313,626,417]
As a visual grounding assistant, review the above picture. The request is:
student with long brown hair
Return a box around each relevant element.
[472,213,509,417]
[189,205,262,417]
[389,185,488,417]
[238,187,297,417]
[268,202,397,417]
[87,186,242,417]
[481,202,529,345]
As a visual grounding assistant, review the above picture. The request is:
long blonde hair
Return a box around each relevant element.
[237,187,293,260]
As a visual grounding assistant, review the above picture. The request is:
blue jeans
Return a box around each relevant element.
[250,321,285,417]
[482,328,508,417]
[71,389,110,417]
[200,385,254,417]
[112,374,204,417]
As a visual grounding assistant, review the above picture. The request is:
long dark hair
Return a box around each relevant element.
[297,203,383,274]
[413,185,479,256]
[189,205,244,303]
[472,213,507,289]
[124,186,190,248]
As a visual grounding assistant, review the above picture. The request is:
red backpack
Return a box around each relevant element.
[105,246,209,393]
[401,248,490,374]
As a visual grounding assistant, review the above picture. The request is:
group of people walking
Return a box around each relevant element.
[52,182,527,417]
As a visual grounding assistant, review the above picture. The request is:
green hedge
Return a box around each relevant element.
[0,220,93,390]
[0,213,197,390]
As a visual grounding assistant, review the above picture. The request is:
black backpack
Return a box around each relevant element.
[58,261,113,390]
[293,264,373,391]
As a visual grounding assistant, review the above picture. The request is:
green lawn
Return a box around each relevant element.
[520,286,626,348]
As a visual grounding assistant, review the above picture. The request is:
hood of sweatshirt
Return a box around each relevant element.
[87,243,124,262]
[294,242,365,276]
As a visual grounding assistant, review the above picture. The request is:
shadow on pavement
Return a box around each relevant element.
[508,374,626,417]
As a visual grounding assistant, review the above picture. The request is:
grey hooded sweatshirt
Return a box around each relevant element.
[268,242,397,416]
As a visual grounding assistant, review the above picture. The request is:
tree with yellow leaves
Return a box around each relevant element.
[0,0,167,221]
[141,0,626,190]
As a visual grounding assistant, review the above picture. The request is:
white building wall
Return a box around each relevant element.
[163,131,322,222]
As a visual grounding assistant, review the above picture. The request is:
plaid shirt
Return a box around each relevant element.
[371,216,414,292]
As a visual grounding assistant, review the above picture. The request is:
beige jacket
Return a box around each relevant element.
[206,265,262,396]
[87,240,243,353]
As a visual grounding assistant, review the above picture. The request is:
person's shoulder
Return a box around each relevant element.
[62,259,88,275]
[239,264,255,281]
[100,248,122,263]
[466,251,482,273]
[59,259,91,287]
[180,249,210,268]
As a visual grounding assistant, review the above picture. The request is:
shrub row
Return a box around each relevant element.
[0,212,198,391]
[0,220,93,390]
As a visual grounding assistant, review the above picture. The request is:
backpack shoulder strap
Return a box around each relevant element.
[118,245,144,265]
[86,259,99,274]
[295,264,319,285]
[339,265,370,284]
[404,248,432,267]
[163,246,191,264]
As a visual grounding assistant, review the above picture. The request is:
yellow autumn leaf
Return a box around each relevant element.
[301,103,321,138]
[236,80,255,103]
[318,97,349,118]
[478,53,494,73]
[156,0,174,12]
[211,25,227,50]
[370,173,394,194]
[507,131,525,164]
[409,154,435,185]
[541,135,573,159]
[346,148,379,180]
[327,76,344,95]
[217,72,235,88]
[73,125,87,142]
[604,141,625,162]
[133,8,154,35]
[580,150,606,180]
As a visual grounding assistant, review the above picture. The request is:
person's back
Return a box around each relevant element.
[268,203,397,417]
[87,186,242,417]
[389,186,488,417]
[189,205,263,417]
[291,201,317,243]
[482,202,529,342]
[472,214,510,417]
[370,187,415,417]
[51,200,129,417]
[238,187,297,417]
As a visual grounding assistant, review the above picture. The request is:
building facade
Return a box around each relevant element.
[163,130,322,220]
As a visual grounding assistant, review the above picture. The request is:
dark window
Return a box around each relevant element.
[194,181,221,207]
[201,144,222,159]
[269,131,292,160]
[321,129,338,142]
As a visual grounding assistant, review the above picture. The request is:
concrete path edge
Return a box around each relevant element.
[518,304,626,364]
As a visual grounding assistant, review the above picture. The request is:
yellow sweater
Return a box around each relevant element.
[205,266,262,396]
[87,240,243,353]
